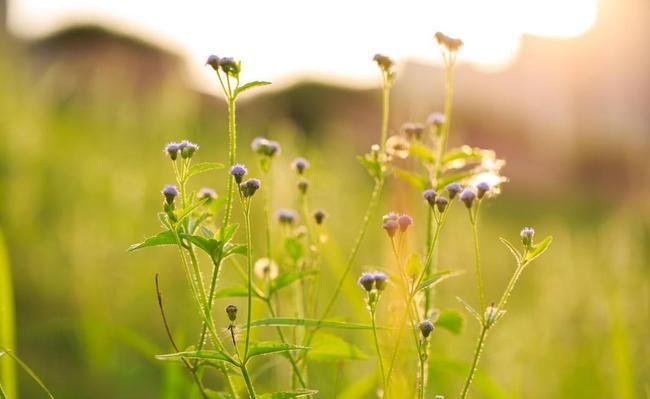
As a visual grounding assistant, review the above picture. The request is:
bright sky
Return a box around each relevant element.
[9,0,598,90]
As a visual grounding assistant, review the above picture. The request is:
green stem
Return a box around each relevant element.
[380,78,390,151]
[240,364,257,399]
[418,339,429,399]
[243,202,254,359]
[460,326,488,399]
[371,309,387,397]
[222,97,237,229]
[265,300,308,387]
[497,261,528,311]
[469,208,486,314]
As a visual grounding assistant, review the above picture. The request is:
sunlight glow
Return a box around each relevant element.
[9,0,598,89]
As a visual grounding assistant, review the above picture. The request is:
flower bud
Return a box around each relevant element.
[398,214,413,232]
[358,272,375,291]
[446,182,462,199]
[383,220,399,238]
[206,54,220,71]
[459,188,476,208]
[240,178,261,197]
[372,53,394,72]
[313,209,326,225]
[251,137,281,157]
[179,140,199,159]
[435,32,464,52]
[219,57,240,76]
[422,189,437,206]
[435,196,449,213]
[230,164,248,183]
[401,122,424,141]
[520,227,535,247]
[373,272,388,291]
[476,182,490,199]
[197,187,217,201]
[297,179,309,195]
[418,319,435,338]
[225,304,238,322]
[426,112,445,128]
[254,258,279,279]
[164,142,180,160]
[292,157,310,174]
[162,185,179,205]
[276,209,297,225]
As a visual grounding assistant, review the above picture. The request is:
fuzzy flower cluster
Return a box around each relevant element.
[164,140,199,160]
[435,32,464,52]
[206,54,241,76]
[382,212,413,237]
[251,137,281,157]
[358,271,388,292]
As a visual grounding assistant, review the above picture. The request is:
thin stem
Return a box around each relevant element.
[240,364,257,399]
[371,309,387,397]
[379,76,390,151]
[418,339,429,399]
[243,202,254,359]
[222,97,237,229]
[497,260,529,311]
[460,326,488,399]
[265,300,308,388]
[469,207,486,314]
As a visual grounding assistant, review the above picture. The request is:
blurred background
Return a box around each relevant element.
[0,0,648,397]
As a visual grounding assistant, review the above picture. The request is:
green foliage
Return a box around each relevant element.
[246,342,307,359]
[128,231,177,252]
[257,389,318,399]
[0,232,15,399]
[246,318,375,330]
[234,81,272,98]
[187,162,225,178]
[0,348,55,399]
[416,270,464,292]
[308,332,368,361]
[435,310,464,335]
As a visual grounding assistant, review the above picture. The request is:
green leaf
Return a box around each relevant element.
[128,230,177,252]
[270,270,318,294]
[0,347,55,399]
[234,80,271,97]
[284,238,304,261]
[214,286,260,299]
[245,318,375,331]
[393,167,429,190]
[357,156,381,180]
[258,389,318,399]
[457,297,482,323]
[223,243,248,258]
[205,390,234,399]
[408,142,436,163]
[416,270,464,292]
[180,234,222,261]
[176,199,208,224]
[442,146,485,166]
[247,341,308,359]
[499,237,522,263]
[436,170,475,191]
[524,236,553,263]
[218,223,239,242]
[308,332,367,362]
[155,350,235,365]
[187,162,225,178]
[435,310,464,335]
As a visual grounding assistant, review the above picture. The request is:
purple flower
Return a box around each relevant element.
[422,189,437,206]
[401,122,424,141]
[161,185,179,204]
[426,112,445,127]
[292,157,310,174]
[418,320,435,338]
[313,209,327,225]
[398,214,413,232]
[382,212,399,223]
[460,188,477,208]
[276,208,297,225]
[251,137,280,157]
[179,140,199,159]
[476,182,490,199]
[383,220,399,238]
[229,164,248,183]
[446,182,462,199]
[219,57,240,75]
[435,196,449,213]
[164,142,180,160]
[206,55,220,71]
[240,178,261,197]
[358,272,375,291]
[373,272,388,291]
[520,227,535,247]
[197,187,217,201]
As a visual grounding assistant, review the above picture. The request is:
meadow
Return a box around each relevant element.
[0,31,648,399]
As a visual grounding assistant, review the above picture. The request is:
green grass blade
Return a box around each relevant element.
[0,231,16,399]
[244,318,376,330]
[0,348,55,399]
[246,342,308,359]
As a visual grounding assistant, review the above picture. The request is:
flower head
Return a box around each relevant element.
[435,32,464,52]
[435,196,449,213]
[276,208,297,225]
[164,142,181,160]
[460,188,477,208]
[422,189,437,206]
[251,137,281,157]
[230,164,248,183]
[225,304,238,322]
[382,212,399,223]
[313,209,327,225]
[476,181,490,199]
[292,157,310,174]
[297,179,309,195]
[197,187,217,201]
[373,272,388,291]
[426,112,445,128]
[161,185,179,204]
[520,227,535,247]
[446,182,462,199]
[373,53,394,73]
[418,319,435,338]
[254,258,279,280]
[398,214,413,232]
[240,178,261,197]
[401,122,424,141]
[179,140,199,159]
[219,57,240,76]
[358,272,375,291]
[383,219,399,238]
[385,135,410,159]
[206,55,220,71]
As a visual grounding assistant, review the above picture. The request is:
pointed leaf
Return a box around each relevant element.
[180,234,222,260]
[435,310,464,335]
[128,231,177,252]
[393,167,429,191]
[499,237,522,263]
[0,347,55,399]
[270,270,318,294]
[524,236,553,263]
[436,170,475,191]
[234,80,271,97]
[156,350,234,365]
[457,297,482,323]
[408,142,436,163]
[187,162,225,178]
[416,270,464,292]
[308,332,367,361]
[247,341,308,359]
[214,286,261,299]
[223,243,248,258]
[244,318,375,331]
[176,199,209,224]
[218,224,240,242]
[284,238,304,261]
[258,390,318,399]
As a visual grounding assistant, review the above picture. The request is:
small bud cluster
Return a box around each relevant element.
[401,122,424,141]
[230,164,248,183]
[382,212,413,237]
[239,178,261,198]
[372,53,394,73]
[251,137,281,158]
[276,208,297,225]
[422,189,449,213]
[225,304,238,322]
[206,54,241,77]
[435,32,464,52]
[385,135,410,160]
[164,140,199,160]
[520,227,535,248]
[358,272,388,292]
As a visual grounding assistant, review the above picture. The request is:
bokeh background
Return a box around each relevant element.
[0,0,649,398]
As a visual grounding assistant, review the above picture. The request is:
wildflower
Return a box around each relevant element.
[383,219,399,237]
[476,182,490,199]
[447,182,462,199]
[373,272,388,291]
[426,112,445,128]
[313,209,326,225]
[219,57,240,76]
[225,304,238,322]
[197,187,217,201]
[398,214,413,232]
[292,157,310,174]
[385,135,410,159]
[401,122,424,141]
[435,196,449,213]
[520,227,535,247]
[460,188,477,208]
[179,140,199,159]
[230,164,248,183]
[205,54,220,71]
[251,137,281,157]
[297,179,309,195]
[418,320,435,338]
[423,189,437,206]
[240,178,261,197]
[373,53,394,72]
[383,212,399,223]
[161,185,179,204]
[358,272,375,291]
[276,209,297,225]
[435,32,464,52]
[254,258,279,279]
[164,142,180,160]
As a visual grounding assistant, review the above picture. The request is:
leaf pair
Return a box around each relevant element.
[156,341,307,366]
[499,236,553,264]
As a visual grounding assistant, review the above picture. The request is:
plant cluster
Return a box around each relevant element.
[129,32,552,399]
